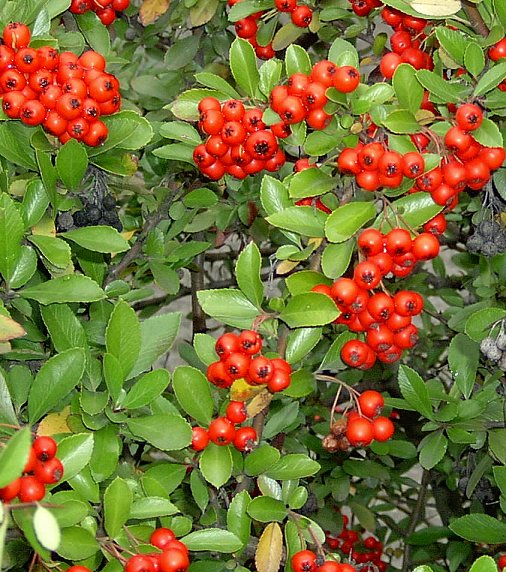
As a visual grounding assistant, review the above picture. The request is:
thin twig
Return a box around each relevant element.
[462,0,489,37]
[401,469,430,572]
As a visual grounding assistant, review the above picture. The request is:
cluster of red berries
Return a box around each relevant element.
[193,97,286,180]
[347,0,382,17]
[229,0,313,61]
[0,22,119,146]
[489,37,506,90]
[270,59,361,130]
[206,330,292,393]
[123,528,190,572]
[191,401,257,453]
[0,435,63,503]
[69,0,130,26]
[323,390,394,451]
[291,549,357,572]
[325,515,388,572]
[313,227,436,368]
[378,6,433,79]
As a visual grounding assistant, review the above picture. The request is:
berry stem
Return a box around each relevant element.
[462,0,489,37]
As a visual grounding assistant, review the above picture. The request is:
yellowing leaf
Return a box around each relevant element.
[255,522,283,572]
[276,260,299,275]
[139,0,170,26]
[410,0,461,17]
[37,407,71,436]
[0,342,11,354]
[0,314,25,342]
[246,390,273,418]
[230,378,266,402]
[32,214,56,237]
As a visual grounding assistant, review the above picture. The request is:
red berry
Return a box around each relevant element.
[208,417,236,446]
[191,427,209,451]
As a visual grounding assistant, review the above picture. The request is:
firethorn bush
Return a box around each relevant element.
[0,0,506,571]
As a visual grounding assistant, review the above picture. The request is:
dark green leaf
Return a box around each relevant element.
[227,490,251,547]
[229,38,260,98]
[164,35,200,70]
[62,226,130,253]
[260,175,291,215]
[41,304,87,353]
[0,122,37,170]
[236,242,263,308]
[172,366,213,426]
[325,201,376,243]
[285,328,322,364]
[182,529,243,553]
[57,433,94,483]
[28,235,71,269]
[153,143,195,164]
[197,289,260,329]
[21,275,106,305]
[464,307,506,342]
[464,43,485,77]
[374,192,443,230]
[104,477,132,539]
[56,139,88,191]
[75,11,110,55]
[393,64,424,114]
[435,27,466,66]
[0,427,31,488]
[28,348,86,422]
[448,333,479,399]
[398,365,433,420]
[416,70,463,103]
[190,469,209,512]
[279,292,339,327]
[130,497,179,518]
[245,445,281,477]
[259,59,283,99]
[472,118,503,148]
[106,300,141,379]
[285,44,311,76]
[321,240,354,279]
[382,109,420,134]
[194,73,241,99]
[56,526,99,560]
[127,414,192,451]
[247,497,287,522]
[199,443,233,488]
[449,514,506,544]
[289,168,336,199]
[123,369,170,410]
[266,454,320,480]
[474,61,506,96]
[159,121,202,145]
[419,430,447,470]
[267,207,326,237]
[0,193,24,283]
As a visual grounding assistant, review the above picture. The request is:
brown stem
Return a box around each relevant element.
[462,0,489,37]
[191,232,207,337]
[401,469,430,572]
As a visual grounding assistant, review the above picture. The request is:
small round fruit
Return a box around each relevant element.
[412,232,440,260]
[291,549,317,572]
[358,390,385,418]
[150,527,176,550]
[208,417,236,446]
[159,547,190,572]
[346,417,374,447]
[291,5,313,27]
[191,426,209,451]
[372,416,395,441]
[18,476,46,503]
[455,103,483,131]
[233,426,257,452]
[125,554,156,572]
[226,401,248,424]
[34,457,64,484]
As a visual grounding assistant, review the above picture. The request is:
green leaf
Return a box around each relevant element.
[197,289,260,329]
[159,121,202,145]
[129,312,181,379]
[104,477,132,539]
[416,69,463,103]
[123,369,170,410]
[267,207,326,237]
[419,430,447,470]
[289,168,337,199]
[328,37,359,68]
[245,445,281,477]
[259,59,283,99]
[190,469,209,512]
[266,454,320,480]
[169,88,227,122]
[153,143,195,164]
[260,175,291,215]
[194,73,241,99]
[21,274,106,305]
[227,490,251,547]
[104,353,123,402]
[183,188,218,208]
[435,27,466,66]
[106,300,141,379]
[319,330,357,371]
[393,64,424,114]
[127,414,192,451]
[285,328,322,364]
[465,307,506,342]
[33,505,60,551]
[279,292,339,327]
[321,240,354,279]
[264,401,299,439]
[0,193,24,283]
[56,139,88,191]
[471,118,503,148]
[489,429,506,464]
[22,179,50,229]
[464,43,485,78]
[325,202,376,243]
[398,365,433,420]
[449,514,506,544]
[0,427,31,488]
[285,270,331,295]
[28,348,86,422]
[9,245,37,289]
[62,226,130,253]
[57,433,94,483]
[247,497,288,522]
[28,235,71,269]
[182,529,243,553]
[130,496,178,518]
[75,11,110,55]
[469,556,499,572]
[199,443,233,488]
[235,242,263,308]
[56,526,99,560]
[229,38,260,98]
[474,61,506,96]
[448,333,479,399]
[164,35,200,70]
[87,111,153,157]
[172,366,213,426]
[304,130,343,157]
[382,109,420,134]
[0,122,37,170]
[272,23,303,52]
[285,44,311,76]
[374,192,443,230]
